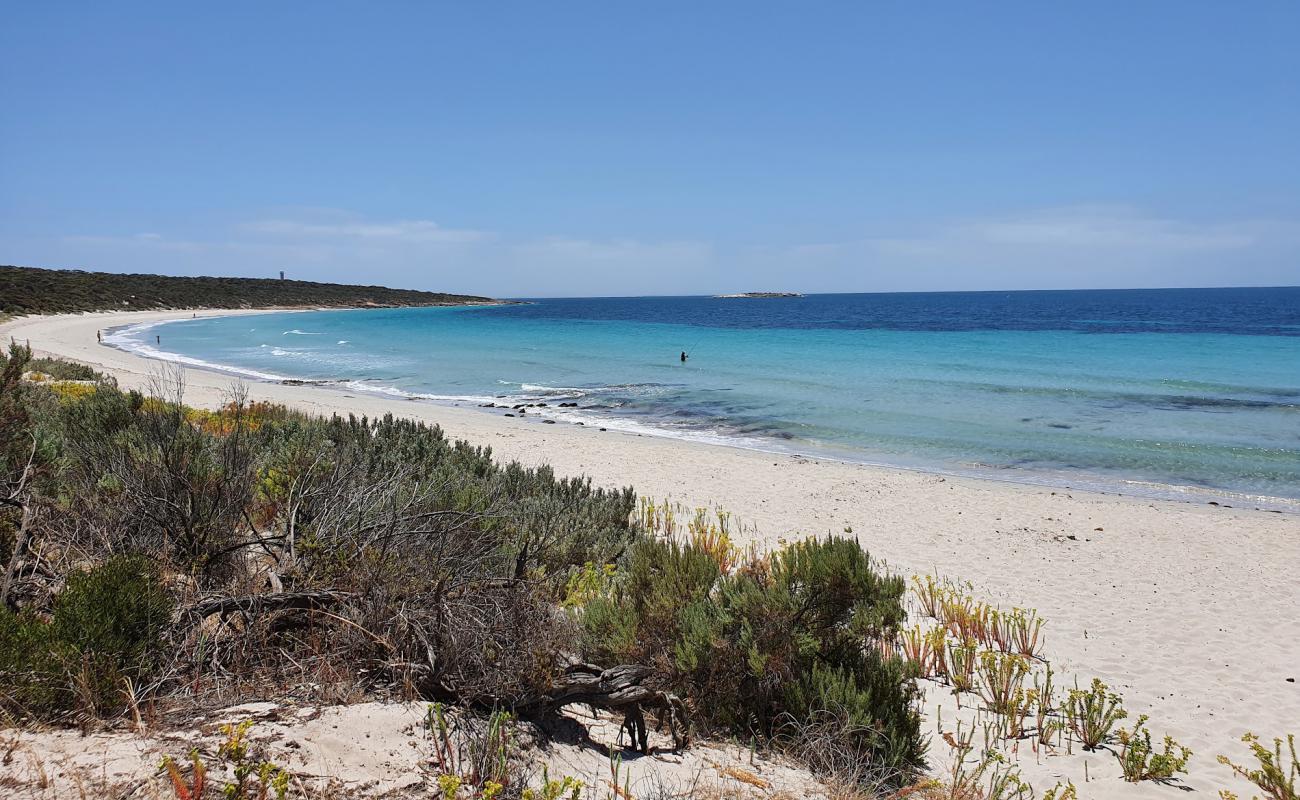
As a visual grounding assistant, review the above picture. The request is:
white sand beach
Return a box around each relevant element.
[4,308,1297,798]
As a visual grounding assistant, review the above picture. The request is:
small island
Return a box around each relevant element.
[714,291,804,298]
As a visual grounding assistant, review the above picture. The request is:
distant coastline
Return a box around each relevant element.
[0,264,510,317]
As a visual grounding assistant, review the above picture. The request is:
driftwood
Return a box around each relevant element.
[523,662,689,753]
[174,593,687,752]
[179,590,351,625]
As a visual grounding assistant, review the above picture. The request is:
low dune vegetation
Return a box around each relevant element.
[0,341,927,797]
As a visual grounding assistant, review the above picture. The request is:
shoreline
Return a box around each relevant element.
[103,308,1300,514]
[4,308,1299,797]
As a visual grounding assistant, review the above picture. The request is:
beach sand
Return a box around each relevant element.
[4,309,1297,798]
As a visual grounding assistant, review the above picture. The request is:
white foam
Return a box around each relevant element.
[103,322,291,383]
[336,380,498,405]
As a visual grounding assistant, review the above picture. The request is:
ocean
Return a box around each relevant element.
[106,287,1300,507]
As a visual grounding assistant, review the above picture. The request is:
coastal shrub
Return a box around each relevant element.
[1115,715,1191,782]
[24,356,102,382]
[1218,733,1298,800]
[1004,607,1046,659]
[900,624,946,678]
[427,705,522,798]
[1041,782,1078,800]
[1064,677,1127,751]
[161,721,291,800]
[55,384,261,579]
[930,724,1033,800]
[782,658,923,779]
[2,342,647,721]
[1033,664,1062,747]
[580,535,925,785]
[945,638,979,694]
[975,651,1030,715]
[0,555,171,718]
[0,607,63,714]
[579,536,719,667]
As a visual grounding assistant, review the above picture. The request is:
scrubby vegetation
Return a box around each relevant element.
[1220,733,1298,800]
[1115,715,1191,782]
[577,527,924,780]
[0,554,172,719]
[21,355,101,381]
[0,342,927,794]
[902,571,1205,793]
[0,264,499,317]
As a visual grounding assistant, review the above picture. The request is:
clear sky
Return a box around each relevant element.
[3,2,1298,297]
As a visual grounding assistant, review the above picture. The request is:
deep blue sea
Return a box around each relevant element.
[108,288,1300,506]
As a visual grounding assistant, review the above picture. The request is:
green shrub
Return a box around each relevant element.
[0,608,64,714]
[579,534,924,785]
[25,356,102,382]
[1115,714,1191,782]
[1065,677,1126,750]
[1219,733,1298,800]
[783,659,923,776]
[0,555,171,718]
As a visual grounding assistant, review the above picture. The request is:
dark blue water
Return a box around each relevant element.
[111,287,1300,506]
[489,288,1300,335]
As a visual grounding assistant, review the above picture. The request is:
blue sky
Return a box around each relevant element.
[2,2,1298,297]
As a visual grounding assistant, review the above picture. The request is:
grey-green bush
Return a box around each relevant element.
[579,535,924,785]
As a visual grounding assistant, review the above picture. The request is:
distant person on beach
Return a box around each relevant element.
[96,330,101,342]
[156,335,160,345]
[680,351,688,362]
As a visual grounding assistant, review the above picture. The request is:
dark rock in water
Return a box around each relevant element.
[480,402,496,408]
[503,413,516,417]
[576,422,584,425]
[561,402,579,407]
[599,427,607,431]
[1048,423,1072,429]
[543,419,556,424]
[536,403,548,407]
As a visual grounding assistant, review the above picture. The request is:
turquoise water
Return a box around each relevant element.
[106,290,1300,506]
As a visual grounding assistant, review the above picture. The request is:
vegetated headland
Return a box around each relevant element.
[0,264,506,317]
